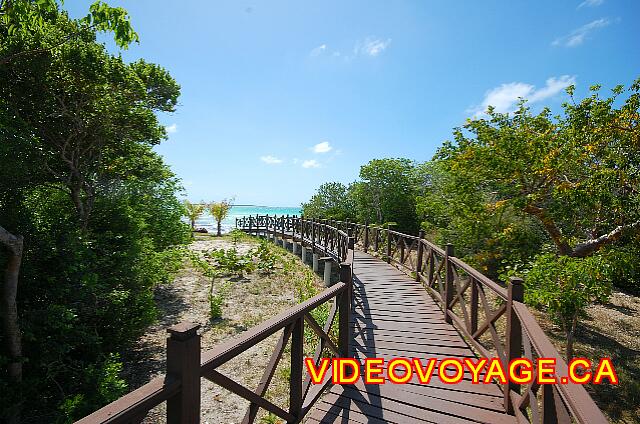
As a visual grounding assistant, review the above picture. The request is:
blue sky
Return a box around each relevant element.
[68,0,640,206]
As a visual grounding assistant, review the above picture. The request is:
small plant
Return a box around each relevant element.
[524,253,612,360]
[209,279,232,320]
[230,228,245,245]
[250,239,277,272]
[207,198,234,236]
[206,248,255,277]
[259,413,283,424]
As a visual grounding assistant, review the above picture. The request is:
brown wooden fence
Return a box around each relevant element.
[306,218,607,424]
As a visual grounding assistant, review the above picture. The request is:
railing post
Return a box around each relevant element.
[444,244,454,324]
[427,248,435,286]
[470,278,479,335]
[385,224,392,264]
[373,226,378,252]
[289,316,304,421]
[248,215,253,234]
[280,215,285,242]
[311,218,316,254]
[166,322,201,424]
[415,230,425,282]
[363,221,369,253]
[504,277,524,414]
[338,262,352,358]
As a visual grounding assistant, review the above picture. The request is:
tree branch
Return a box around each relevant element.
[522,204,573,256]
[571,220,640,257]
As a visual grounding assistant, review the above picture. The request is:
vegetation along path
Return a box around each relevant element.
[121,232,327,423]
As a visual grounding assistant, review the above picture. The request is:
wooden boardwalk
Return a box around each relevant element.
[79,216,607,424]
[306,251,517,424]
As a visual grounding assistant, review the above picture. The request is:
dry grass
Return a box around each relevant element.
[121,233,327,424]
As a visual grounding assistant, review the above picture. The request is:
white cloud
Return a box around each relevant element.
[312,141,332,153]
[552,18,611,47]
[302,159,320,169]
[355,37,391,57]
[310,44,327,57]
[470,75,576,117]
[260,155,283,164]
[578,0,603,8]
[165,123,178,134]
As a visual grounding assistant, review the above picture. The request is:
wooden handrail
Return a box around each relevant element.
[291,216,607,424]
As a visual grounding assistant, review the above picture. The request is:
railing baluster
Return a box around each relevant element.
[415,231,424,282]
[338,262,352,358]
[444,244,454,324]
[364,221,369,252]
[504,277,524,414]
[166,323,201,424]
[385,224,392,263]
[289,317,304,422]
[470,277,479,335]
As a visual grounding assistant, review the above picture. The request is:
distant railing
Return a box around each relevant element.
[77,218,354,424]
[236,215,352,264]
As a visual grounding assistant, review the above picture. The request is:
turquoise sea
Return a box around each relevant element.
[193,205,301,234]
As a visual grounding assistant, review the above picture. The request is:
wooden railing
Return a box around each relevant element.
[318,219,607,424]
[236,215,351,264]
[77,218,354,424]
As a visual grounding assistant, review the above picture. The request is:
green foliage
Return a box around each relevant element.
[523,254,612,358]
[352,158,421,233]
[208,199,234,236]
[230,228,246,245]
[260,412,283,424]
[205,248,255,277]
[208,281,232,321]
[301,182,355,220]
[0,2,189,421]
[251,239,277,272]
[183,200,205,229]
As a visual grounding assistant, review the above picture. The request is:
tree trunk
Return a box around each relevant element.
[217,220,222,237]
[0,225,24,424]
[565,315,578,362]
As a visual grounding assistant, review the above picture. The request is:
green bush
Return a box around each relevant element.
[251,239,277,272]
[208,281,232,320]
[524,253,612,359]
[206,248,255,277]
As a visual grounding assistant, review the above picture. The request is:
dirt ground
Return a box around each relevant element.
[531,290,640,423]
[121,233,326,424]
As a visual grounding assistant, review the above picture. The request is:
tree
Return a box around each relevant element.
[1,20,179,230]
[301,182,355,220]
[524,254,611,360]
[352,158,420,233]
[0,225,23,424]
[0,3,189,420]
[0,0,138,66]
[438,80,640,258]
[184,200,205,229]
[415,160,545,278]
[208,199,234,236]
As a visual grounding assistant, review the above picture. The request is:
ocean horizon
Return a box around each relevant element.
[192,205,302,234]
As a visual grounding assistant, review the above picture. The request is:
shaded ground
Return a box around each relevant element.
[121,233,326,424]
